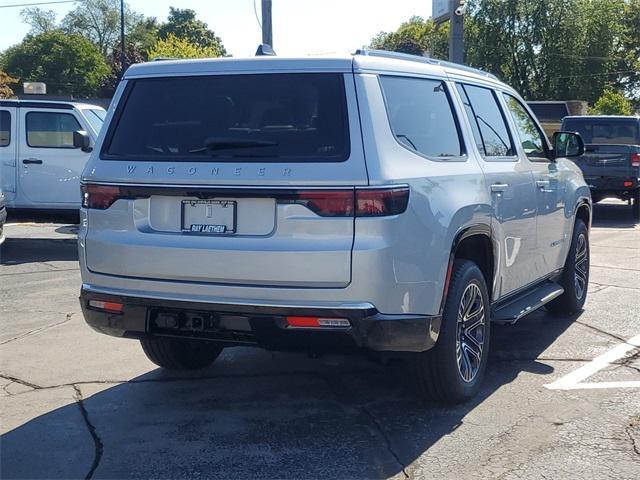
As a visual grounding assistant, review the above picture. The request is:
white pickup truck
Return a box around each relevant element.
[0,99,106,211]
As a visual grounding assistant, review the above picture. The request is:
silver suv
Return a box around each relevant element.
[78,50,591,403]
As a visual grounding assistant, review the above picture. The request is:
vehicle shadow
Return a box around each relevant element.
[0,237,78,265]
[591,201,638,228]
[1,309,579,479]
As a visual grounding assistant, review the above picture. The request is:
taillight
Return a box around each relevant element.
[294,190,354,216]
[356,187,410,217]
[81,184,121,209]
[290,186,409,217]
[631,153,640,167]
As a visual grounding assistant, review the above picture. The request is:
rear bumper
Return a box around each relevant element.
[79,287,440,353]
[583,175,639,192]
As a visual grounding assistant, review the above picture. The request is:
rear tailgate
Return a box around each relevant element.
[577,144,636,180]
[82,68,368,288]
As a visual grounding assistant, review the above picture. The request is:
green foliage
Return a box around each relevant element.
[101,42,146,94]
[370,0,639,103]
[147,34,223,60]
[128,17,160,56]
[0,70,19,99]
[157,8,226,56]
[20,7,57,34]
[370,16,448,58]
[588,89,634,115]
[61,0,143,56]
[1,31,110,97]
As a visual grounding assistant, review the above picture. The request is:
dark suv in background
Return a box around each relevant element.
[561,116,640,219]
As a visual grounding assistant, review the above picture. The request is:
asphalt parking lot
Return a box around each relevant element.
[1,201,639,480]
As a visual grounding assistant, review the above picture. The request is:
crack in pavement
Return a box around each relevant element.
[574,320,631,344]
[72,385,104,480]
[0,374,43,390]
[625,416,640,456]
[319,374,410,479]
[0,313,75,345]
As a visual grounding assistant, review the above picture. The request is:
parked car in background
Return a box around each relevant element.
[561,115,640,219]
[0,100,106,211]
[78,50,591,404]
[0,188,6,247]
[527,100,588,140]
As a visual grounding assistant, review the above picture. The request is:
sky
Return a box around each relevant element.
[0,0,434,56]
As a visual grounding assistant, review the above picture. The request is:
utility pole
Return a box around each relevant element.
[261,0,273,47]
[120,0,126,76]
[448,0,464,64]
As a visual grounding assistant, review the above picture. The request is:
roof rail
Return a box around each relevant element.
[353,49,498,80]
[150,57,177,62]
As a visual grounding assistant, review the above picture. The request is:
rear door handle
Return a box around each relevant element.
[491,183,509,193]
[23,158,43,165]
[536,180,550,188]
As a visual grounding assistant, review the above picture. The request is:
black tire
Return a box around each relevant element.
[140,337,223,370]
[546,219,589,315]
[412,260,490,404]
[632,189,640,221]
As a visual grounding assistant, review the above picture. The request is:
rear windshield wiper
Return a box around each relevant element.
[189,138,278,153]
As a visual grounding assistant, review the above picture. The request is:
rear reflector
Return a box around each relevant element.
[290,186,409,217]
[631,153,640,167]
[286,316,351,328]
[624,181,633,187]
[81,184,122,209]
[88,300,123,313]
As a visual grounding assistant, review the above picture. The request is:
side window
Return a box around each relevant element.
[26,112,81,148]
[503,94,548,161]
[456,84,515,159]
[0,110,10,147]
[380,76,463,159]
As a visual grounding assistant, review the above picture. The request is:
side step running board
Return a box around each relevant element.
[492,282,564,324]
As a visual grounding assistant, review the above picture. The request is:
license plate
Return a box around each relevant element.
[181,200,236,234]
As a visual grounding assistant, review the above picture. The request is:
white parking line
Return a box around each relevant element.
[545,334,640,390]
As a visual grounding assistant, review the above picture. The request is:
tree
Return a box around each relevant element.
[0,71,19,99]
[158,7,226,56]
[370,0,632,103]
[588,89,634,115]
[20,7,57,34]
[128,17,160,56]
[1,31,110,97]
[61,0,143,56]
[370,16,448,58]
[100,42,146,94]
[146,34,222,60]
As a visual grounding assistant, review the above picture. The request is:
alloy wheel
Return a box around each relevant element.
[455,283,486,383]
[574,233,588,300]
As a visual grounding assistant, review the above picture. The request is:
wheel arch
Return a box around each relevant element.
[440,224,497,313]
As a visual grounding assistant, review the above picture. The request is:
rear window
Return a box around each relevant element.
[562,118,640,145]
[103,73,350,162]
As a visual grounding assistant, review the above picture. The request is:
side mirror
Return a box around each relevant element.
[73,130,92,153]
[552,131,584,159]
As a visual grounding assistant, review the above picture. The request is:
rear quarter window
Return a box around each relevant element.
[103,73,350,162]
[380,75,463,159]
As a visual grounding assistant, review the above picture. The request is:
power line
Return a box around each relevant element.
[555,69,637,79]
[252,0,261,30]
[0,0,75,8]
